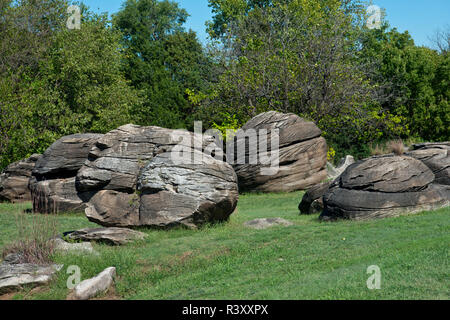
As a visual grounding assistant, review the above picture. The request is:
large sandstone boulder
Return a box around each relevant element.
[77,124,238,229]
[228,111,328,192]
[0,154,41,203]
[320,155,450,221]
[30,134,103,213]
[407,142,449,185]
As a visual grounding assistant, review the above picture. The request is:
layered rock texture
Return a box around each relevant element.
[0,154,41,203]
[407,142,450,185]
[76,124,238,229]
[65,227,147,245]
[30,134,103,213]
[320,155,450,220]
[299,181,332,215]
[229,111,328,192]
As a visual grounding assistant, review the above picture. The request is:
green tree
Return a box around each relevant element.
[360,26,449,141]
[201,0,404,160]
[113,0,211,129]
[0,1,141,169]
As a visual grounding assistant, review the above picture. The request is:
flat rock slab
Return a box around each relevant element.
[0,263,63,293]
[65,228,147,246]
[71,267,116,300]
[244,218,293,230]
[51,238,99,255]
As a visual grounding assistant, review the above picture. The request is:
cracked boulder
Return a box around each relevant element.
[407,142,450,185]
[77,124,238,229]
[0,262,63,293]
[228,111,328,192]
[30,134,103,213]
[320,155,450,221]
[0,154,41,203]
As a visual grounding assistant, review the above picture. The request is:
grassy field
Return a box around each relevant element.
[0,192,449,300]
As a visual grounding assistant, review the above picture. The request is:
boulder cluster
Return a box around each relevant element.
[1,112,448,226]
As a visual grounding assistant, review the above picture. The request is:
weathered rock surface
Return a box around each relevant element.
[244,218,293,230]
[407,143,450,185]
[299,181,332,215]
[321,155,450,221]
[0,262,63,293]
[77,124,239,229]
[71,267,116,300]
[0,154,41,203]
[65,227,147,245]
[340,156,434,193]
[30,134,103,213]
[229,111,328,192]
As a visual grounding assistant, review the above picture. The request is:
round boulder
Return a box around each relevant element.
[321,155,449,221]
[228,111,328,192]
[77,124,238,229]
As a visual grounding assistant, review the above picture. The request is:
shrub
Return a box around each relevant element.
[387,140,405,155]
[2,212,58,265]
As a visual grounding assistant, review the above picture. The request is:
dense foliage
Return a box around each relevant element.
[0,0,448,169]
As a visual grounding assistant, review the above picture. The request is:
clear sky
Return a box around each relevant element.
[82,0,449,47]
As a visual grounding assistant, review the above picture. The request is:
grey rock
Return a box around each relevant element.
[78,124,239,229]
[30,134,103,213]
[30,177,95,214]
[2,253,24,265]
[244,218,293,230]
[51,238,98,255]
[321,155,450,221]
[407,143,449,185]
[0,154,41,203]
[229,111,328,192]
[0,263,63,293]
[321,183,450,221]
[299,181,332,215]
[65,227,147,245]
[340,155,434,193]
[72,267,116,300]
[33,134,103,179]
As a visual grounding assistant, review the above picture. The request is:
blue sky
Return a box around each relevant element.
[82,0,449,47]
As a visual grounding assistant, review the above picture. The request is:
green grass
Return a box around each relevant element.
[0,192,449,300]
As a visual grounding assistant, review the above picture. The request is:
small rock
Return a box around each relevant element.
[51,238,99,255]
[72,267,116,300]
[244,218,293,230]
[65,227,147,246]
[2,253,24,265]
[0,263,63,293]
